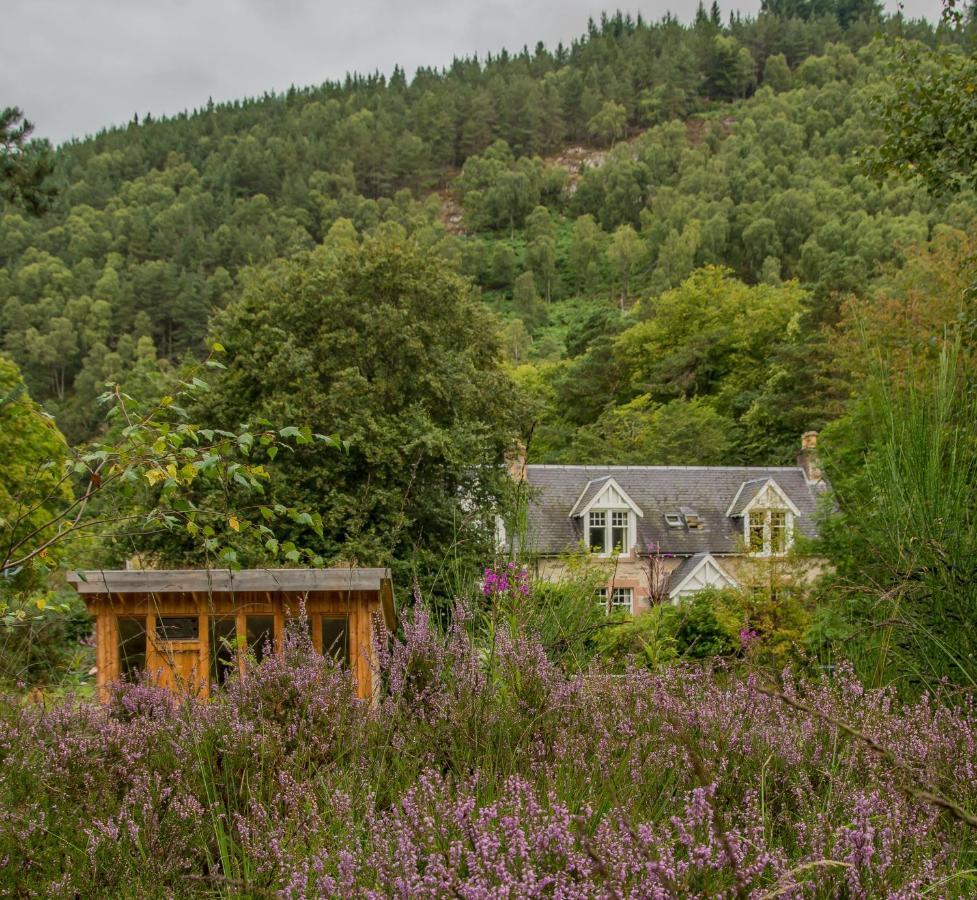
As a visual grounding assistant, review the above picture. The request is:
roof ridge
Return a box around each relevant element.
[526,464,804,472]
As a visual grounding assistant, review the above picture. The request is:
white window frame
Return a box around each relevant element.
[587,509,632,557]
[596,586,633,615]
[745,508,793,556]
[588,510,608,554]
[611,586,633,613]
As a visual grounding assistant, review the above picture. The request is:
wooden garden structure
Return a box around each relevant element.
[67,568,396,701]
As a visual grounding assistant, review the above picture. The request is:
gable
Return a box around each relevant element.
[727,478,801,518]
[569,476,644,518]
[668,553,738,599]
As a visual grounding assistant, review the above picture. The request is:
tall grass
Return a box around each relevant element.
[824,341,977,691]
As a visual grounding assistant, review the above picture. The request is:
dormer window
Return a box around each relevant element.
[611,511,629,550]
[572,477,642,557]
[748,508,791,555]
[728,477,799,556]
[588,509,630,555]
[588,511,607,553]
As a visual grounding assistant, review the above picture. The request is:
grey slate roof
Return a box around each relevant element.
[726,478,768,517]
[524,465,826,557]
[568,476,611,517]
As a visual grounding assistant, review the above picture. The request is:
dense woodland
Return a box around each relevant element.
[0,3,969,440]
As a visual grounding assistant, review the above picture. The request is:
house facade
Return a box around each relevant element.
[512,433,827,614]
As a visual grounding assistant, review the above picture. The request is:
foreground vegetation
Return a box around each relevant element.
[2,578,975,897]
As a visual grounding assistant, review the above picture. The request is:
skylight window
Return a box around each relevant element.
[665,513,683,528]
[680,506,701,528]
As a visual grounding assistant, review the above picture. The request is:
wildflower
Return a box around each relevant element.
[739,627,760,651]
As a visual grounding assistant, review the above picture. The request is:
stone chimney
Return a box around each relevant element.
[797,430,822,482]
[506,441,527,482]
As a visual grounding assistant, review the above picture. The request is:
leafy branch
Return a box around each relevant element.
[1,344,343,582]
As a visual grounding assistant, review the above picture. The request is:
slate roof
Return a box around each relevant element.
[568,476,611,517]
[524,465,826,557]
[725,478,768,517]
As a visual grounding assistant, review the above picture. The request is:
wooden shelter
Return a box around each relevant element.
[67,568,396,701]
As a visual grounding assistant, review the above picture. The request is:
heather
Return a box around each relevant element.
[3,591,975,898]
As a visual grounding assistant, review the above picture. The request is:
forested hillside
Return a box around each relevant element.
[1,2,968,452]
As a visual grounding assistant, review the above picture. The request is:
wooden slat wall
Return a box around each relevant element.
[84,587,389,701]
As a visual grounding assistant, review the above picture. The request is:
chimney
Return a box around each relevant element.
[506,441,527,482]
[797,431,822,482]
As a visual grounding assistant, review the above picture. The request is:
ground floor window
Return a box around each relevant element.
[595,586,608,610]
[245,616,276,662]
[611,587,633,613]
[156,616,199,641]
[321,616,349,665]
[118,616,147,679]
[595,586,633,614]
[209,616,238,684]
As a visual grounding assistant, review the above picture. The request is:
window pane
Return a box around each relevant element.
[245,616,276,663]
[209,617,238,685]
[611,512,628,550]
[748,510,766,552]
[156,616,199,641]
[588,511,606,553]
[589,528,606,553]
[770,510,787,553]
[321,616,349,665]
[611,587,633,612]
[118,616,147,679]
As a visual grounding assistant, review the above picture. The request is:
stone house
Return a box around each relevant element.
[507,433,827,614]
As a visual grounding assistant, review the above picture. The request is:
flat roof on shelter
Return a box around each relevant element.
[66,567,392,594]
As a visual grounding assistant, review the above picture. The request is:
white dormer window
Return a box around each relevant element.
[572,477,641,557]
[588,511,607,553]
[728,477,799,557]
[611,511,629,550]
[588,509,630,555]
[747,508,791,555]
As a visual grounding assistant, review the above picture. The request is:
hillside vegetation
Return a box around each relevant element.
[1,5,969,453]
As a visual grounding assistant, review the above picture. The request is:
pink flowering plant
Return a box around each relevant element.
[482,560,531,602]
[1,588,976,897]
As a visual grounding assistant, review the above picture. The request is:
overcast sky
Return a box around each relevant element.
[3,0,941,146]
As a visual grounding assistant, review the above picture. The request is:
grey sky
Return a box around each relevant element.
[3,0,942,146]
